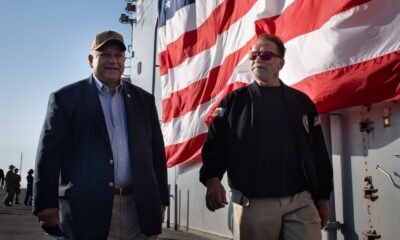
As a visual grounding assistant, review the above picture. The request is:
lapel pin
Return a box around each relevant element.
[127,93,131,98]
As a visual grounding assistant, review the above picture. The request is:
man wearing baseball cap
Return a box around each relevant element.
[34,30,169,239]
[91,30,127,51]
[4,165,16,207]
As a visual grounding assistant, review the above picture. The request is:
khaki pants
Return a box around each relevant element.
[108,194,157,240]
[233,191,321,240]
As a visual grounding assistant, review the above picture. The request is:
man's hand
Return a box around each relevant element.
[36,208,59,228]
[317,199,329,229]
[205,177,228,211]
[161,205,166,215]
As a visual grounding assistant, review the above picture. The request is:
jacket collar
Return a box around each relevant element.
[84,76,112,146]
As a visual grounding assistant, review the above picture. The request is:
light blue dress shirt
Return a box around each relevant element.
[93,76,133,187]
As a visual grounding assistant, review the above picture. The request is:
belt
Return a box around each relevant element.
[113,187,134,196]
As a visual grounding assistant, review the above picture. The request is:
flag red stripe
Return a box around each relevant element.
[162,37,256,123]
[159,0,257,76]
[293,50,400,113]
[255,0,370,42]
[165,133,207,167]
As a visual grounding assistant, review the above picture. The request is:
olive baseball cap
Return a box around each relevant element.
[91,30,126,51]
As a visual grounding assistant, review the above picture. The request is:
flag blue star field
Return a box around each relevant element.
[158,0,400,167]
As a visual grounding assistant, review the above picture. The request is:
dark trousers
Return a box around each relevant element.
[4,188,15,206]
[24,187,33,205]
[15,188,20,204]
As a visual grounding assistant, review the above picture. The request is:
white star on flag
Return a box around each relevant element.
[165,0,171,9]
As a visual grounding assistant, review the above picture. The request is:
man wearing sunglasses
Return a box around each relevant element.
[200,33,333,240]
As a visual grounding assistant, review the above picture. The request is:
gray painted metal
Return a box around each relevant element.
[329,102,400,239]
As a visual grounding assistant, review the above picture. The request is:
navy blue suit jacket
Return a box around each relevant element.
[33,76,169,239]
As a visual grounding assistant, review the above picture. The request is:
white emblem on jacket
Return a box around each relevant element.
[212,107,225,118]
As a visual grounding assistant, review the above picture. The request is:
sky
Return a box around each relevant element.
[0,1,133,185]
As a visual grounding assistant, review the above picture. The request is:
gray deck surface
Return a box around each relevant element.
[0,189,230,240]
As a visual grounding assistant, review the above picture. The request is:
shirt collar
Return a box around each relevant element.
[92,74,124,94]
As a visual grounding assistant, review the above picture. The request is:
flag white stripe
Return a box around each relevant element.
[158,1,224,53]
[281,0,400,85]
[255,0,294,19]
[162,93,220,146]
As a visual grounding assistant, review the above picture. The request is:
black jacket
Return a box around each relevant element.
[200,82,333,199]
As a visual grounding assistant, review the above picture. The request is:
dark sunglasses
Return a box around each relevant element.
[248,50,281,61]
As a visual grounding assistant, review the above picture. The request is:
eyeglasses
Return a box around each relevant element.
[248,50,281,61]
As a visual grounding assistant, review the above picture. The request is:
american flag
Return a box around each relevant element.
[158,0,400,167]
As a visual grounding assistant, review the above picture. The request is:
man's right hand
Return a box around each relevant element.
[36,208,59,227]
[205,177,228,211]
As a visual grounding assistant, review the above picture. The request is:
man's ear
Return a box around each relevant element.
[88,54,94,68]
[279,58,285,70]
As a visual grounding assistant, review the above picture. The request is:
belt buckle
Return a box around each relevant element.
[241,196,250,207]
[231,189,250,207]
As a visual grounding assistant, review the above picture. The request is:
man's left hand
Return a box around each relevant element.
[317,199,329,229]
[161,205,166,215]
